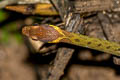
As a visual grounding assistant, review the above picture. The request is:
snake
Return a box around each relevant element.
[22,24,120,56]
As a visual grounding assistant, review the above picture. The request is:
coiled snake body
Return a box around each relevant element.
[22,24,120,56]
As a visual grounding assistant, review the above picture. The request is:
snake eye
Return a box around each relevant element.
[31,36,38,41]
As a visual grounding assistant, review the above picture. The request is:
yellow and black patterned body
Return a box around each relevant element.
[22,24,120,56]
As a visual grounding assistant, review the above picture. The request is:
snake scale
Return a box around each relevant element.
[22,24,120,56]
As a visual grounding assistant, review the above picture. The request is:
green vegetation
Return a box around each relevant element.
[0,10,22,44]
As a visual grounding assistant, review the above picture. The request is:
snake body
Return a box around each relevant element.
[22,24,120,56]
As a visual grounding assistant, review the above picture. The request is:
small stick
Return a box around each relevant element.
[5,3,58,15]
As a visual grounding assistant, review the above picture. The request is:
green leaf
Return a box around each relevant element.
[0,10,8,22]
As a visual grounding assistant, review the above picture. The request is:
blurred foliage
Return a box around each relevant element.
[1,28,10,44]
[0,10,23,44]
[0,10,8,22]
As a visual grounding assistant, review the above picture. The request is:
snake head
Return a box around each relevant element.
[22,24,62,42]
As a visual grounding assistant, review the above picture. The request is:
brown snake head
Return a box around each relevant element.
[22,24,62,42]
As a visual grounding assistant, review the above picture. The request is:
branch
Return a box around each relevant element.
[47,0,84,80]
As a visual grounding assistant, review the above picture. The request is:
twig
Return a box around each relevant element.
[0,0,49,9]
[50,0,69,21]
[98,13,117,42]
[47,0,84,80]
[0,0,17,8]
